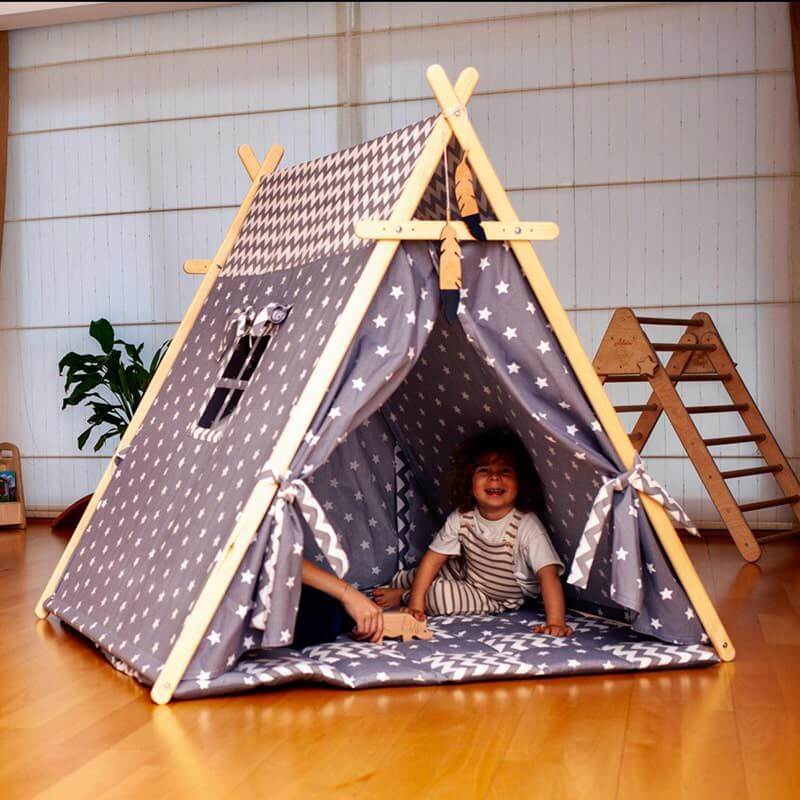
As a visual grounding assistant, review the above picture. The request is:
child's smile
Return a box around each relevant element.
[472,453,519,520]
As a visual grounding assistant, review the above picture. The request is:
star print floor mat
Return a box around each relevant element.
[171,608,718,699]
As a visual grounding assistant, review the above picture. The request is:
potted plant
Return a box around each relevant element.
[52,319,169,532]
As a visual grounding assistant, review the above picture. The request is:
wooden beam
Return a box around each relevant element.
[791,3,800,130]
[183,259,212,275]
[238,145,260,180]
[426,64,735,662]
[34,144,285,621]
[149,68,481,704]
[355,219,560,242]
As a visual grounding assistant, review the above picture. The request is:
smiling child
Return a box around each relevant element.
[374,429,573,637]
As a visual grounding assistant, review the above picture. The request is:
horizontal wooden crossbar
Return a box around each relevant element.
[354,219,560,241]
[703,434,766,447]
[739,495,800,513]
[636,316,704,327]
[685,403,748,414]
[615,404,658,413]
[184,259,212,275]
[721,465,782,480]
[602,373,731,383]
[652,342,717,352]
[672,373,732,383]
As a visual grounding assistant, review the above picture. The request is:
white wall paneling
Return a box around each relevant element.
[1,1,798,523]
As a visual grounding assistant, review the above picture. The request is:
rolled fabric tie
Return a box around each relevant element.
[567,454,698,590]
[218,306,254,361]
[251,466,350,631]
[250,302,293,338]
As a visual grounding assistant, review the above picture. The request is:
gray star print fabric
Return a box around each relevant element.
[43,116,714,700]
[168,608,716,700]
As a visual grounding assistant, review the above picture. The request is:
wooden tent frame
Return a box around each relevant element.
[35,66,734,705]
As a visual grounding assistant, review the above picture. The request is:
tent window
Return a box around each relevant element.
[198,303,291,430]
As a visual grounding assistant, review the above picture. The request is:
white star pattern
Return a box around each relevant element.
[44,227,705,693]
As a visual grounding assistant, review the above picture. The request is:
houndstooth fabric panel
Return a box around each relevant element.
[225,116,438,276]
[416,140,492,222]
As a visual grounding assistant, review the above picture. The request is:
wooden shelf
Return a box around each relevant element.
[0,442,25,529]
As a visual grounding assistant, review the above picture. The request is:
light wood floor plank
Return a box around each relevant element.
[0,523,796,799]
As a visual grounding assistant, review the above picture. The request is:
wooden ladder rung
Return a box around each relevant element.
[685,403,749,414]
[652,342,717,352]
[636,315,704,327]
[702,434,766,447]
[738,495,800,513]
[600,373,731,383]
[615,404,658,413]
[671,373,731,382]
[720,465,783,480]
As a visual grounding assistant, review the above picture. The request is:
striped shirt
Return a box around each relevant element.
[429,508,564,598]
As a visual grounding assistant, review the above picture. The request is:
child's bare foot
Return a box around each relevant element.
[373,587,405,608]
[533,623,574,637]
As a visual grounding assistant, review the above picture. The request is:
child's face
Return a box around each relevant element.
[471,452,518,517]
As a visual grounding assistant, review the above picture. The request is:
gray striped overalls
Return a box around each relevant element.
[389,510,526,615]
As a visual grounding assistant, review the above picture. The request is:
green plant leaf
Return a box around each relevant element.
[120,341,145,366]
[77,426,94,450]
[89,318,115,354]
[93,429,121,452]
[147,340,170,383]
[62,376,104,407]
[62,324,172,451]
[58,351,86,373]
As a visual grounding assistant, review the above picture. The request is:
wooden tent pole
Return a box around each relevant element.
[34,145,285,620]
[149,69,480,704]
[425,64,734,662]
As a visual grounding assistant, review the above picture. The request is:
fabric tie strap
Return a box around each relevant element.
[219,306,254,361]
[251,466,351,631]
[567,455,698,590]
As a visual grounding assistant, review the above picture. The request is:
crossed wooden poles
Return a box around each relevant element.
[35,66,735,704]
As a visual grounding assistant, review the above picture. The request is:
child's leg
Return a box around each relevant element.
[389,568,416,590]
[424,576,507,616]
[372,568,416,607]
[374,558,465,607]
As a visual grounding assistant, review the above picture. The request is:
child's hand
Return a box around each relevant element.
[402,606,427,623]
[533,623,573,637]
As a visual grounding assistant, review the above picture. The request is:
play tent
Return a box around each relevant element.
[36,66,733,703]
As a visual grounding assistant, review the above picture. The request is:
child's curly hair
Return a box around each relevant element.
[448,428,544,514]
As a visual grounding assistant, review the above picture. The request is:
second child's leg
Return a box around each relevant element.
[373,569,415,608]
[374,557,463,608]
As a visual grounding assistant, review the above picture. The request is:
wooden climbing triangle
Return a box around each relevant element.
[593,309,800,562]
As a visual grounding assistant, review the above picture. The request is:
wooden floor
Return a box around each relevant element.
[1,522,798,799]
